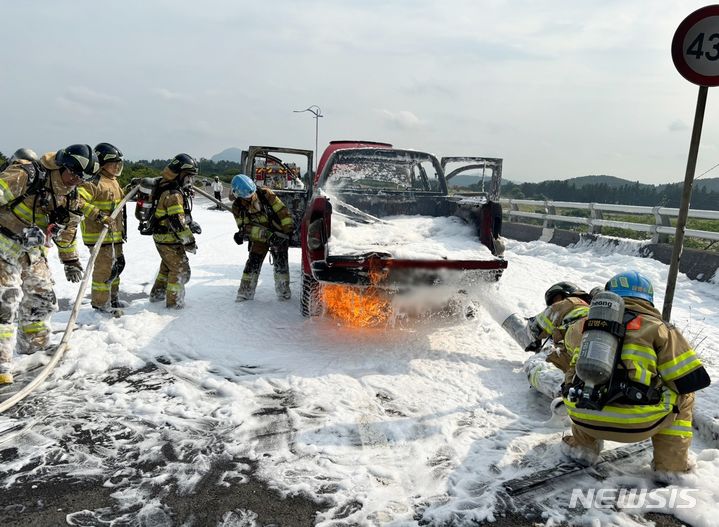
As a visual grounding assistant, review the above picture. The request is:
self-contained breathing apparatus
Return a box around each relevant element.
[133,177,195,239]
[1,162,74,250]
[134,177,162,235]
[566,291,662,410]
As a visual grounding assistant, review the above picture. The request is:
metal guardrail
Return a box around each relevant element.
[498,198,719,243]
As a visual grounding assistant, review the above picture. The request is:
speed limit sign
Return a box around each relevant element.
[672,4,719,86]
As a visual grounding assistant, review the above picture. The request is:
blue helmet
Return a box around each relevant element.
[605,271,654,304]
[231,174,256,198]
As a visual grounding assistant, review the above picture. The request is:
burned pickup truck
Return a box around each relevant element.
[299,141,507,318]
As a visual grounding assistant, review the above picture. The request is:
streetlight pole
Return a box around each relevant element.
[293,105,323,172]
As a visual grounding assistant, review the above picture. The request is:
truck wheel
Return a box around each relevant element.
[301,273,322,317]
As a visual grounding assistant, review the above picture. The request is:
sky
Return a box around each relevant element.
[3,200,718,525]
[2,0,719,184]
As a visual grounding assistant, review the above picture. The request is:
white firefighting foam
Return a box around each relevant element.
[0,198,718,527]
[328,213,494,259]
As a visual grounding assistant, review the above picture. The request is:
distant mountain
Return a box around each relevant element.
[211,147,244,163]
[695,177,719,192]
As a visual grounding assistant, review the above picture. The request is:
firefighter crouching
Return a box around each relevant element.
[501,282,592,407]
[230,174,294,302]
[0,145,100,385]
[78,143,127,314]
[561,271,711,473]
[149,154,201,309]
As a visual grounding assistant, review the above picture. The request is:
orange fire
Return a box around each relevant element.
[320,267,391,327]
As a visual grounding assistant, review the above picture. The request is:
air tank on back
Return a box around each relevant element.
[576,290,625,391]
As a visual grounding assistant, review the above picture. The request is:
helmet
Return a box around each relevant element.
[55,144,100,178]
[589,286,604,299]
[214,176,219,180]
[231,174,256,198]
[544,281,580,306]
[10,148,38,163]
[168,153,198,175]
[605,271,654,304]
[94,143,123,165]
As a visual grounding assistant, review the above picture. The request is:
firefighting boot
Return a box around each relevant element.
[93,305,123,318]
[166,283,185,309]
[275,279,291,301]
[149,274,168,303]
[560,434,603,466]
[149,283,166,303]
[111,296,129,309]
[0,372,13,385]
[236,273,259,302]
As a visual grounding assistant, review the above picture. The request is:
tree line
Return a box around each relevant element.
[493,180,719,211]
[3,149,718,210]
[0,151,242,188]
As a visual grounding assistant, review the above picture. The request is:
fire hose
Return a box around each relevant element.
[0,184,140,414]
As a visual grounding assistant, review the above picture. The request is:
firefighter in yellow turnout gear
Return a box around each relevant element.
[561,271,711,473]
[78,143,127,314]
[149,154,201,309]
[0,145,100,384]
[521,282,591,401]
[230,174,294,302]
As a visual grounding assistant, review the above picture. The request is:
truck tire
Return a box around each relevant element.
[301,273,322,317]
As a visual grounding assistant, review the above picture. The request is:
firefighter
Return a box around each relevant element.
[561,271,711,473]
[148,154,201,309]
[526,281,592,370]
[520,282,592,406]
[0,145,100,384]
[230,174,294,302]
[78,143,127,314]
[212,176,223,208]
[0,148,39,172]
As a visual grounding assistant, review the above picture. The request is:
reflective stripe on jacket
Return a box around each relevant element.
[0,158,82,262]
[152,189,193,245]
[78,174,124,245]
[563,297,707,433]
[231,188,293,245]
[535,296,589,344]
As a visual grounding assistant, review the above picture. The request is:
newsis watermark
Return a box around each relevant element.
[569,487,698,510]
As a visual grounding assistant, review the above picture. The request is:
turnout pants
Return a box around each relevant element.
[524,346,572,399]
[568,393,695,472]
[150,243,191,308]
[0,249,57,373]
[237,242,290,301]
[90,243,123,308]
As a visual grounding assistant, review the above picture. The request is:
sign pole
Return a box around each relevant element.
[662,85,707,321]
[665,5,719,320]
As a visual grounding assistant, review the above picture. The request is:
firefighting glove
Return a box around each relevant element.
[64,259,84,283]
[96,212,115,230]
[233,231,244,245]
[188,220,202,235]
[185,242,197,255]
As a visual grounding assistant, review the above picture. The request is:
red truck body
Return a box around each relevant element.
[299,141,507,317]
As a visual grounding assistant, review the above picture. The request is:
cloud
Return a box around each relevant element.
[377,109,424,130]
[668,120,688,132]
[153,88,193,102]
[55,86,123,118]
[63,86,123,106]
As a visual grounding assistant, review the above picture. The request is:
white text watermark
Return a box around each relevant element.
[569,487,698,509]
